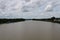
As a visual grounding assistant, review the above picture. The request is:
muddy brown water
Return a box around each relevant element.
[0,21,60,40]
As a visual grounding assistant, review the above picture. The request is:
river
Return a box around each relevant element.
[0,21,60,40]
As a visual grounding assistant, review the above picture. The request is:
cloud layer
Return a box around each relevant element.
[0,0,60,19]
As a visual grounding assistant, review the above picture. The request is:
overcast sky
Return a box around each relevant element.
[0,0,60,19]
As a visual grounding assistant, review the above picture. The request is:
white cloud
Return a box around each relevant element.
[0,0,60,18]
[44,2,53,12]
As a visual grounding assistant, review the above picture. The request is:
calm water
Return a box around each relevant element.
[0,21,60,40]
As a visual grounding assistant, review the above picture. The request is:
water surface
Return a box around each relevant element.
[0,21,60,40]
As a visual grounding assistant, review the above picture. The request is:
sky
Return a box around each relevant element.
[0,0,60,19]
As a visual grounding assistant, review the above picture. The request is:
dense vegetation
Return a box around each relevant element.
[0,18,25,24]
[0,17,60,24]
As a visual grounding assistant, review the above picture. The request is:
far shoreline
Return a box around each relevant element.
[0,17,60,24]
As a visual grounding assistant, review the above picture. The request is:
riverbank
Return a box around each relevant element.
[0,18,60,24]
[0,18,25,24]
[32,18,60,23]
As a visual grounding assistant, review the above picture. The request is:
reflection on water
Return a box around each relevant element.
[0,21,60,40]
